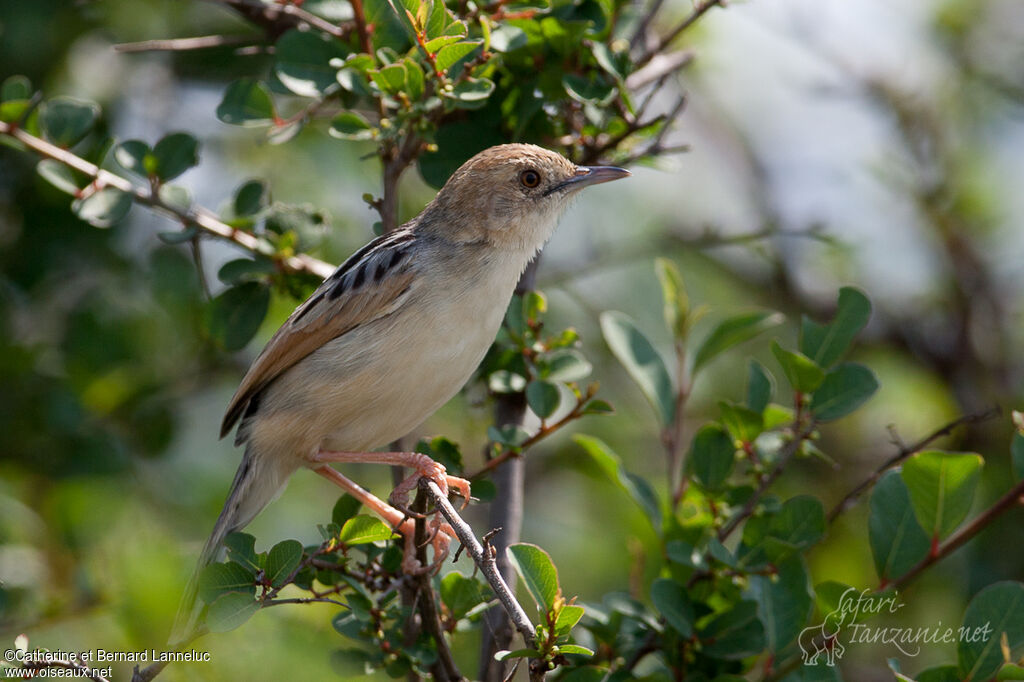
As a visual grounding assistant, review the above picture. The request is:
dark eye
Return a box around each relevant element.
[519,169,541,188]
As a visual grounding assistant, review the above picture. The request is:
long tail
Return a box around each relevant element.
[169,447,289,645]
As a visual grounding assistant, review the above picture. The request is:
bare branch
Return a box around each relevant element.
[418,479,537,654]
[113,34,257,53]
[625,49,695,91]
[210,0,350,38]
[638,0,726,68]
[0,122,335,280]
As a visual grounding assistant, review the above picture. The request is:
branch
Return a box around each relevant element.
[113,34,258,53]
[826,407,1000,523]
[637,0,726,68]
[418,479,538,658]
[716,419,815,542]
[0,121,335,280]
[211,0,351,39]
[888,477,1024,592]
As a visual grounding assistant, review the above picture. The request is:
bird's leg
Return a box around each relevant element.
[312,450,471,511]
[312,464,453,574]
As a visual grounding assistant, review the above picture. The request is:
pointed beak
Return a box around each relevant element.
[545,165,631,195]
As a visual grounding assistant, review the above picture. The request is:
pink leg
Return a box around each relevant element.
[313,465,454,574]
[312,450,471,509]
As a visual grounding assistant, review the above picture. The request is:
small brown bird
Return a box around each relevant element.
[173,143,629,641]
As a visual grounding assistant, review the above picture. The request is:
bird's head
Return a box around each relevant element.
[418,143,630,252]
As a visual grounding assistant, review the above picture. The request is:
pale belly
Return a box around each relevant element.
[252,269,512,460]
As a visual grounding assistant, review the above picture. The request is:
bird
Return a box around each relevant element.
[172,143,629,642]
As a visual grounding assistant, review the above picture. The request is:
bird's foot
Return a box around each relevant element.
[388,452,471,511]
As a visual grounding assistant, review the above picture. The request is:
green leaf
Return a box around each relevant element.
[234,179,270,217]
[698,600,766,659]
[371,63,407,94]
[689,424,736,492]
[771,341,825,394]
[738,495,825,567]
[998,664,1024,681]
[747,361,774,413]
[489,25,527,52]
[424,35,462,52]
[224,532,260,573]
[581,399,614,415]
[275,29,347,97]
[158,183,192,212]
[562,74,615,106]
[488,424,530,448]
[440,572,486,621]
[901,450,983,540]
[654,257,688,338]
[404,59,425,100]
[868,471,930,582]
[332,494,362,527]
[435,40,481,72]
[329,111,375,141]
[600,311,675,425]
[749,556,812,652]
[114,140,152,177]
[39,96,99,147]
[417,435,464,474]
[719,401,763,445]
[650,578,694,637]
[800,287,871,368]
[72,187,132,228]
[206,592,260,633]
[217,79,276,127]
[206,282,270,352]
[36,160,80,195]
[150,132,199,181]
[557,644,594,656]
[958,582,1024,681]
[810,363,879,421]
[544,349,592,382]
[526,380,560,419]
[915,666,963,682]
[198,561,256,604]
[1,75,31,102]
[495,648,540,660]
[693,312,784,374]
[264,539,303,587]
[450,77,494,107]
[338,515,399,544]
[554,605,585,636]
[573,434,662,529]
[1012,433,1024,482]
[507,543,559,612]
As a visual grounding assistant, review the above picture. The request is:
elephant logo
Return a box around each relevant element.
[798,608,847,667]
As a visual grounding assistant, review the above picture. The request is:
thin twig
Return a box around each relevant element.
[0,122,335,280]
[637,0,726,69]
[113,34,257,53]
[418,479,537,652]
[717,419,814,542]
[826,407,1000,523]
[211,0,350,38]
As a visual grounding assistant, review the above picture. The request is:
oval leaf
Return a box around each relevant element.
[217,79,276,126]
[507,543,559,613]
[198,561,256,604]
[689,423,735,492]
[72,187,132,228]
[338,515,399,545]
[526,379,560,419]
[868,471,930,583]
[901,450,983,541]
[206,281,271,351]
[650,578,694,637]
[264,539,303,587]
[600,311,675,425]
[206,591,260,633]
[151,132,199,181]
[693,312,784,374]
[810,363,879,421]
[39,96,99,147]
[958,581,1024,681]
[800,287,871,368]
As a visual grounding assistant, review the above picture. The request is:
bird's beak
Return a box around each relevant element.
[546,165,631,195]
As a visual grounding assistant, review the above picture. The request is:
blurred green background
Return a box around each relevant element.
[1,0,1023,679]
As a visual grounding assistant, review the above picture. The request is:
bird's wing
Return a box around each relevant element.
[220,229,418,439]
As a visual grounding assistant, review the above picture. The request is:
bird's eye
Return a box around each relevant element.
[519,169,541,188]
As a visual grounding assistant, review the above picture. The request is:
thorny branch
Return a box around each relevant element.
[0,122,335,280]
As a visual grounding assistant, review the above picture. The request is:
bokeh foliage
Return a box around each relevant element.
[2,0,1024,680]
